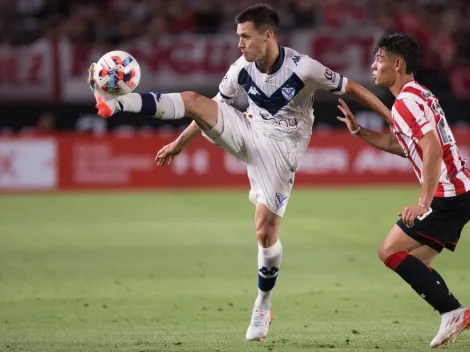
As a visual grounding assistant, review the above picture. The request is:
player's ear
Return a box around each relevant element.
[264,29,274,41]
[395,57,403,73]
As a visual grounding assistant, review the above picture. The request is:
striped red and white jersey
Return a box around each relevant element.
[391,81,470,197]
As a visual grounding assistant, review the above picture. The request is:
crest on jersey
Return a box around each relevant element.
[275,193,288,209]
[281,87,295,101]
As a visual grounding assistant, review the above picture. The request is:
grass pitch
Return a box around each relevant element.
[1,188,470,352]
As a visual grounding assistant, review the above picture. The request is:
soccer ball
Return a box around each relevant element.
[94,50,141,96]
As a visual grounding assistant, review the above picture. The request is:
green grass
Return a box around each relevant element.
[1,188,469,352]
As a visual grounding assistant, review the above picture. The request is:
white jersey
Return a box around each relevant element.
[216,46,348,139]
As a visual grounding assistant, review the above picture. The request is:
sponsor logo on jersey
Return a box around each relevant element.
[324,68,336,83]
[292,55,301,66]
[248,86,260,95]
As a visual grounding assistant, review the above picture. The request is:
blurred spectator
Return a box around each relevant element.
[19,112,57,136]
[36,112,56,133]
[0,0,469,102]
[1,0,468,68]
[167,1,197,34]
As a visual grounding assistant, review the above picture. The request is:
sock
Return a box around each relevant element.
[256,239,282,310]
[429,267,462,310]
[385,252,461,314]
[117,92,185,119]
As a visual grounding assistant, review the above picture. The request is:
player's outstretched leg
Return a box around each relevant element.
[246,204,282,341]
[379,226,470,348]
[88,63,218,131]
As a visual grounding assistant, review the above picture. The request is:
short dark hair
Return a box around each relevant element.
[374,33,420,75]
[234,4,280,32]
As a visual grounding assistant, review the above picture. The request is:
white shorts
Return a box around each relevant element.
[202,101,308,217]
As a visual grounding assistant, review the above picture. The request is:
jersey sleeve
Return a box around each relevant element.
[394,97,434,141]
[215,58,243,105]
[302,56,348,95]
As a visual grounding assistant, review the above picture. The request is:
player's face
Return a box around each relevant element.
[236,22,268,62]
[371,48,396,87]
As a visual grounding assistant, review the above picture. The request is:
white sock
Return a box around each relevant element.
[117,92,185,119]
[256,239,282,311]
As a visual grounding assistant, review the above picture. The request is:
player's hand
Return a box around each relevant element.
[155,140,184,166]
[398,203,428,227]
[87,63,120,118]
[337,98,360,133]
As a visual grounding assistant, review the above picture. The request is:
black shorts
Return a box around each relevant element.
[397,191,470,253]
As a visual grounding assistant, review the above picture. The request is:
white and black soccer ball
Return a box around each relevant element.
[94,50,141,96]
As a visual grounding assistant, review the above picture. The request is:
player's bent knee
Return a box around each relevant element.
[377,245,389,262]
[378,243,406,264]
[255,222,277,247]
[180,91,199,113]
[180,91,218,130]
[382,251,408,270]
[255,204,281,247]
[256,229,271,247]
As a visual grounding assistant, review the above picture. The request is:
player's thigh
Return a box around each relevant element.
[378,224,423,262]
[201,101,251,161]
[247,136,296,217]
[409,246,439,267]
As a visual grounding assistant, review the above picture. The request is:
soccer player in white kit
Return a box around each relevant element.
[88,4,391,341]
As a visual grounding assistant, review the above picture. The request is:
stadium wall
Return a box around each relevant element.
[1,131,469,192]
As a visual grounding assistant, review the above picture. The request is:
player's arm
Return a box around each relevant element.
[355,128,405,157]
[344,80,392,125]
[394,97,442,207]
[176,121,201,146]
[337,99,406,157]
[417,131,442,207]
[303,57,392,125]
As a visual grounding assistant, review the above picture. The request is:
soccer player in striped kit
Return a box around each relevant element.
[338,33,470,348]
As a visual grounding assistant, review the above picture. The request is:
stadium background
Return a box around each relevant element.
[1,0,470,351]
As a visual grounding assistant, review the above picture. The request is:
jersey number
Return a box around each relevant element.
[417,207,433,221]
[431,101,455,145]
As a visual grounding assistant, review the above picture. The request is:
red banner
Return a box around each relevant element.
[2,131,469,191]
[0,40,58,101]
[57,130,470,189]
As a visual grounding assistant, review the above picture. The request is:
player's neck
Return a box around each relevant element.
[389,75,415,97]
[256,43,280,74]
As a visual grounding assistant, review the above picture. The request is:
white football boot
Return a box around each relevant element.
[430,307,470,348]
[87,63,121,118]
[245,307,273,341]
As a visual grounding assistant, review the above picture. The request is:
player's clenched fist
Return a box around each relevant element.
[155,140,184,166]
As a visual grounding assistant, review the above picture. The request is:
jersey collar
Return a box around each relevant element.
[255,45,285,75]
[401,80,417,92]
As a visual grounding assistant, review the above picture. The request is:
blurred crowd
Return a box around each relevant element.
[1,0,470,135]
[1,0,470,69]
